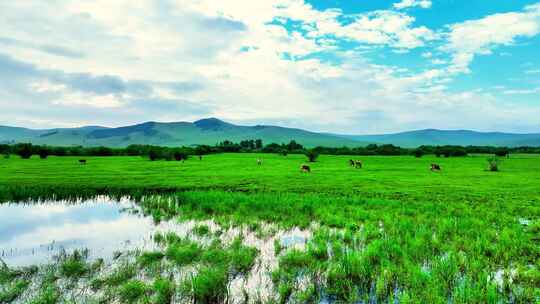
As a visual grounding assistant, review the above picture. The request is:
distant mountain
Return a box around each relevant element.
[2,120,539,148]
[0,118,363,148]
[339,129,540,147]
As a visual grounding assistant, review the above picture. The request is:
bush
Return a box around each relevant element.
[148,149,160,161]
[495,148,510,157]
[304,149,320,162]
[38,147,49,159]
[413,149,424,158]
[487,157,501,172]
[15,144,33,159]
[173,150,188,161]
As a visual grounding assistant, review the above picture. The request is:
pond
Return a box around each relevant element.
[0,197,167,267]
[0,196,314,270]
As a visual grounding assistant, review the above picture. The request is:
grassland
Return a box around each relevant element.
[1,153,540,201]
[0,153,539,303]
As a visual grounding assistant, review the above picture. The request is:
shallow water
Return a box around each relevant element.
[0,197,164,267]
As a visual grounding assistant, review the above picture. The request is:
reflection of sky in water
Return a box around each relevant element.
[0,197,163,267]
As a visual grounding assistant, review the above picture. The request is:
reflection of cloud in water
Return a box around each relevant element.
[0,200,128,242]
[0,198,163,267]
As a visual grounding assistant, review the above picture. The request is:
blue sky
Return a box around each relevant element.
[0,1,539,134]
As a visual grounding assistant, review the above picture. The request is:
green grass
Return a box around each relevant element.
[1,153,540,202]
[59,251,90,279]
[117,280,149,303]
[0,280,30,303]
[0,153,539,302]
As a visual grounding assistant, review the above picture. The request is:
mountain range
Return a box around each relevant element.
[1,118,539,148]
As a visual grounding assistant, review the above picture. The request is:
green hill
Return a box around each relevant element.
[340,129,540,147]
[0,118,362,148]
[3,120,540,148]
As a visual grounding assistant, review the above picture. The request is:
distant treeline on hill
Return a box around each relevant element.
[1,140,537,160]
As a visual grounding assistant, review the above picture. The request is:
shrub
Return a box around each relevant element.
[494,148,510,157]
[304,149,320,162]
[487,157,501,172]
[148,149,159,161]
[413,149,424,158]
[173,150,188,161]
[15,144,33,159]
[38,147,49,159]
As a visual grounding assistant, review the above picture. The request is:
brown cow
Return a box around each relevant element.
[300,164,311,173]
[352,160,362,169]
[79,159,87,165]
[431,163,441,171]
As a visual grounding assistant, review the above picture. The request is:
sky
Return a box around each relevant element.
[1,0,540,134]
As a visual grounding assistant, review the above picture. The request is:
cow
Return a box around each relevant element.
[300,164,311,173]
[349,159,362,169]
[431,163,441,171]
[257,159,263,166]
[79,159,87,165]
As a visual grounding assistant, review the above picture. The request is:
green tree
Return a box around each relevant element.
[38,147,49,159]
[15,144,33,159]
[304,149,320,162]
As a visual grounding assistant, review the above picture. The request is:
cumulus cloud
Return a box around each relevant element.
[444,3,540,74]
[0,0,539,133]
[393,0,432,10]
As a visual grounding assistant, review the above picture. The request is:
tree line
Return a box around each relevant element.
[0,141,536,160]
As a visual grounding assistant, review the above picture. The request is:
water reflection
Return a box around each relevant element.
[0,197,160,267]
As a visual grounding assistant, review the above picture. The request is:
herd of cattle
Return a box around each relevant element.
[78,157,443,173]
[258,158,442,173]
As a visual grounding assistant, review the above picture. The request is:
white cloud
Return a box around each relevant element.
[0,0,539,133]
[431,59,447,65]
[307,10,439,49]
[393,0,432,10]
[444,3,540,74]
[503,87,540,95]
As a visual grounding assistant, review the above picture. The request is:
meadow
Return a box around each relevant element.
[1,153,540,200]
[0,153,539,303]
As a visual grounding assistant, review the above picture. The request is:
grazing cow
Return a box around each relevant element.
[79,159,87,165]
[300,164,311,173]
[349,159,362,169]
[430,163,441,171]
[257,159,263,166]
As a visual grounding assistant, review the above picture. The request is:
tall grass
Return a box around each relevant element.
[1,153,539,302]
